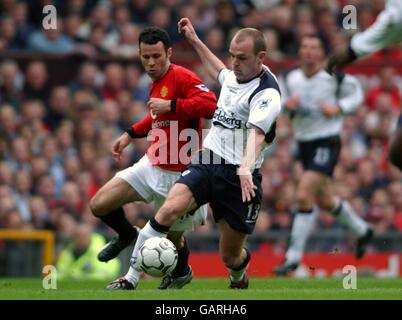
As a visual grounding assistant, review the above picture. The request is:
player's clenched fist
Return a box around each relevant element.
[147,97,171,116]
[178,18,199,44]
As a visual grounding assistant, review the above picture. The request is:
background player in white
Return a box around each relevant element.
[273,35,373,276]
[327,0,402,171]
[113,17,281,289]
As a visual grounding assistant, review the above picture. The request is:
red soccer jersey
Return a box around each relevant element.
[128,64,217,172]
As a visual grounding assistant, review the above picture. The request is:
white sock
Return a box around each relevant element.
[333,199,368,237]
[125,221,168,285]
[125,266,141,286]
[286,209,317,264]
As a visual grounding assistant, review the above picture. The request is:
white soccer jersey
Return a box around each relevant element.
[203,66,281,168]
[351,0,402,57]
[280,68,363,141]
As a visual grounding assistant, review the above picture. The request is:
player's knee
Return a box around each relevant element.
[296,190,313,209]
[317,196,335,212]
[89,193,105,217]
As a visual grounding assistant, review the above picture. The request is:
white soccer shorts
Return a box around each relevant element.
[115,155,207,231]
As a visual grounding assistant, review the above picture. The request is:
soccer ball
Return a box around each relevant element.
[137,237,178,277]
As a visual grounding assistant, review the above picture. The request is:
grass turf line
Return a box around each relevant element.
[0,278,401,300]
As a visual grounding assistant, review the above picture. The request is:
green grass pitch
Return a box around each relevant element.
[0,277,401,300]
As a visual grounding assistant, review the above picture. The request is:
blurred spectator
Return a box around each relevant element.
[124,64,149,103]
[56,223,121,280]
[29,196,50,229]
[99,100,123,139]
[203,27,226,55]
[63,154,81,182]
[69,62,101,98]
[34,174,56,205]
[0,60,22,110]
[55,120,77,156]
[78,5,113,41]
[366,66,401,112]
[64,14,84,43]
[0,104,18,140]
[388,181,402,230]
[0,16,17,50]
[44,86,72,131]
[22,61,50,102]
[109,23,140,58]
[270,5,297,56]
[367,188,397,234]
[129,0,153,25]
[41,136,65,197]
[0,161,13,185]
[27,19,75,54]
[262,28,283,61]
[19,100,47,153]
[214,0,238,46]
[101,63,124,100]
[12,169,32,222]
[10,1,35,49]
[60,181,83,218]
[7,137,31,173]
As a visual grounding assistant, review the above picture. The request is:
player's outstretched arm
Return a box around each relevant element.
[178,17,226,81]
[238,126,266,202]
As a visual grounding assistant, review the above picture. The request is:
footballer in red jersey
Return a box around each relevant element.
[89,27,217,291]
[127,63,216,172]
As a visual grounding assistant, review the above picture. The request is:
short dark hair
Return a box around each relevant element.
[299,34,328,54]
[234,28,267,55]
[139,26,171,50]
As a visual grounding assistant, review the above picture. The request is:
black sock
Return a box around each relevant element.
[100,207,137,241]
[232,247,251,271]
[149,217,170,234]
[172,237,190,278]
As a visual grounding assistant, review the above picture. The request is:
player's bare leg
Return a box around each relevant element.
[90,177,144,262]
[317,180,372,259]
[218,219,249,289]
[111,183,197,289]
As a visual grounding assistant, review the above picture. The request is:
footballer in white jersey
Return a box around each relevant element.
[203,65,281,169]
[274,35,372,277]
[124,19,282,290]
[280,68,363,142]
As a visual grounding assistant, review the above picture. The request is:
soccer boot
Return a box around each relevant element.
[229,274,249,289]
[158,266,193,289]
[356,227,374,259]
[98,228,138,262]
[272,261,299,276]
[106,277,136,290]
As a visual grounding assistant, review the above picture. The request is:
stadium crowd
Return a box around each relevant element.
[0,0,401,258]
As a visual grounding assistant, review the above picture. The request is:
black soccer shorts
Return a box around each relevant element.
[297,135,341,177]
[176,151,262,234]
